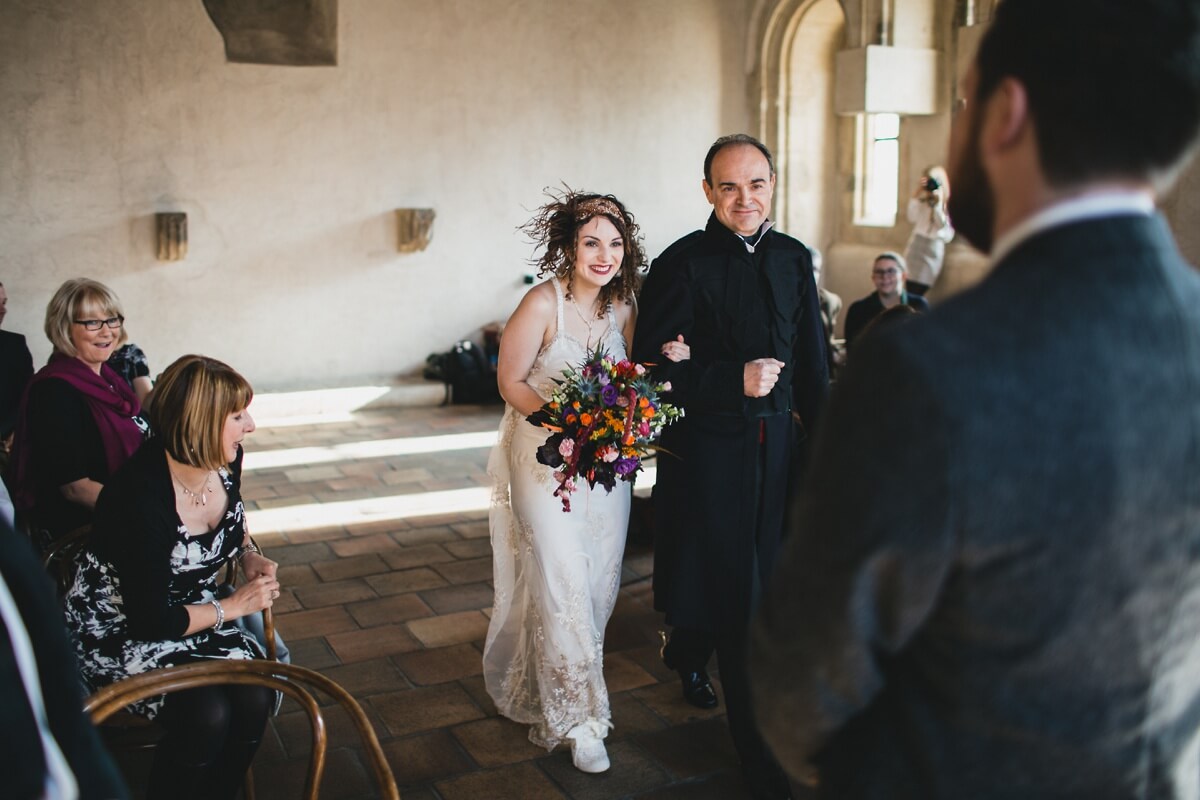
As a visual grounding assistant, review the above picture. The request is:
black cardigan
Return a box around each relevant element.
[90,438,245,641]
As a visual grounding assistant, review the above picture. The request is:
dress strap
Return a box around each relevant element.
[552,279,566,334]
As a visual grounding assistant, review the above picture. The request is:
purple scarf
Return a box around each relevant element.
[9,353,144,512]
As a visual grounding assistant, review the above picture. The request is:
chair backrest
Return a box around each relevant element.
[41,524,92,595]
[84,660,399,800]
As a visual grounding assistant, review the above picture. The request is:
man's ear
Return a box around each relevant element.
[980,76,1030,158]
[701,179,714,206]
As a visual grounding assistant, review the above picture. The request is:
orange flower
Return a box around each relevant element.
[580,412,593,426]
[641,407,654,418]
[638,397,650,408]
[566,414,577,425]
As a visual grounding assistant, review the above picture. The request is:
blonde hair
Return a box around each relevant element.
[44,278,129,357]
[149,355,254,471]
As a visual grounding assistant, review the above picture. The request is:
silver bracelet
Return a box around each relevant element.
[236,541,262,561]
[209,598,225,630]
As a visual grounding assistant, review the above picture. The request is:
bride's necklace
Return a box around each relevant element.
[568,285,602,345]
[172,469,214,507]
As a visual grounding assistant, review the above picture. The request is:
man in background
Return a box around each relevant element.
[0,281,34,471]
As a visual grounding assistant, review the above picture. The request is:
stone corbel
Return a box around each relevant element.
[202,0,338,66]
[395,209,436,253]
[156,212,188,261]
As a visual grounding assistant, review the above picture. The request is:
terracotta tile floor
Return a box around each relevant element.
[125,403,816,799]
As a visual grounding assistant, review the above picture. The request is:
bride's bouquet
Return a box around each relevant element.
[527,347,684,512]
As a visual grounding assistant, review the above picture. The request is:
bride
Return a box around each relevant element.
[483,190,687,773]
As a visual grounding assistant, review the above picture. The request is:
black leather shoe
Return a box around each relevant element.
[679,670,719,709]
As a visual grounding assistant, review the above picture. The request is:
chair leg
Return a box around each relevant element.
[243,767,255,800]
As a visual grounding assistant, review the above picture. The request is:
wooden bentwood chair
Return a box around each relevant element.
[85,660,400,800]
[53,533,286,797]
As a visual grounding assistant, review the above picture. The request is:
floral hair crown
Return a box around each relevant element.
[574,197,625,226]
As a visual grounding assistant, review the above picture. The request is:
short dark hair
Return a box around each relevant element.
[974,0,1200,190]
[703,134,776,185]
[874,252,907,273]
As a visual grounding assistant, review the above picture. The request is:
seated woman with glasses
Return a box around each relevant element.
[63,354,278,800]
[9,278,150,548]
[843,252,930,350]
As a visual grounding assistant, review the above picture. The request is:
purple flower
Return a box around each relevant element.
[614,457,639,476]
[601,384,619,406]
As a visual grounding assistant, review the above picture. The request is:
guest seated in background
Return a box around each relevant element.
[808,247,843,376]
[0,281,34,471]
[63,354,277,800]
[108,341,154,404]
[843,252,930,349]
[8,279,150,548]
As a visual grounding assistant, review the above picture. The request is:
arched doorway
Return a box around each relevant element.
[754,0,846,253]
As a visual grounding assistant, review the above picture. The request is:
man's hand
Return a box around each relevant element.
[744,358,784,398]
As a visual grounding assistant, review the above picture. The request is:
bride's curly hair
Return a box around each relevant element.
[520,187,645,317]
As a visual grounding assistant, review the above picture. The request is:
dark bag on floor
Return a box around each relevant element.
[443,340,499,404]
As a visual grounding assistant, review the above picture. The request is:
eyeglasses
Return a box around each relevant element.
[872,268,900,277]
[73,315,124,331]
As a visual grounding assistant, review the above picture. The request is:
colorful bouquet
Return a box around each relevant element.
[527,347,684,512]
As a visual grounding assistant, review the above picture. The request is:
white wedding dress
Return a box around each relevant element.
[483,280,631,750]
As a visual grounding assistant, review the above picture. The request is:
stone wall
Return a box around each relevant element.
[0,0,753,388]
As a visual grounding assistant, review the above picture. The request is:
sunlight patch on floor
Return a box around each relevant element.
[249,385,397,429]
[247,467,657,533]
[244,431,500,472]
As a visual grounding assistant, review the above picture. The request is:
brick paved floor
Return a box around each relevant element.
[172,402,802,800]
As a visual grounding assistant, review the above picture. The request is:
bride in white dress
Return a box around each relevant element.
[484,191,687,774]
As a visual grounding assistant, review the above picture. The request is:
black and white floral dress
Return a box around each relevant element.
[63,439,259,719]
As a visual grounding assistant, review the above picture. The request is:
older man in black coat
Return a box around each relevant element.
[750,2,1200,798]
[634,133,828,800]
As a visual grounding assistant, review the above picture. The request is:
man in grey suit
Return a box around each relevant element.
[749,1,1200,798]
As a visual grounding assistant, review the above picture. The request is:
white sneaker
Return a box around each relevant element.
[567,719,612,773]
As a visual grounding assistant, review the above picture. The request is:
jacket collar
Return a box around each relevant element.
[704,213,775,255]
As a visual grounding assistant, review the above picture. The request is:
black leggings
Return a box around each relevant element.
[146,683,272,800]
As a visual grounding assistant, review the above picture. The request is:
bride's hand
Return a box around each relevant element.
[661,335,690,363]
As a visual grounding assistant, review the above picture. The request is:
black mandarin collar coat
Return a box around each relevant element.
[633,213,828,633]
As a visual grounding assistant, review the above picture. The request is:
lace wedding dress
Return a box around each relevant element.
[483,280,630,750]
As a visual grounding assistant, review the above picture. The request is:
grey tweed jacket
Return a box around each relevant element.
[750,214,1200,800]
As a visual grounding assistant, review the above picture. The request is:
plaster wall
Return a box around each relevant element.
[1,0,753,389]
[1162,158,1200,266]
